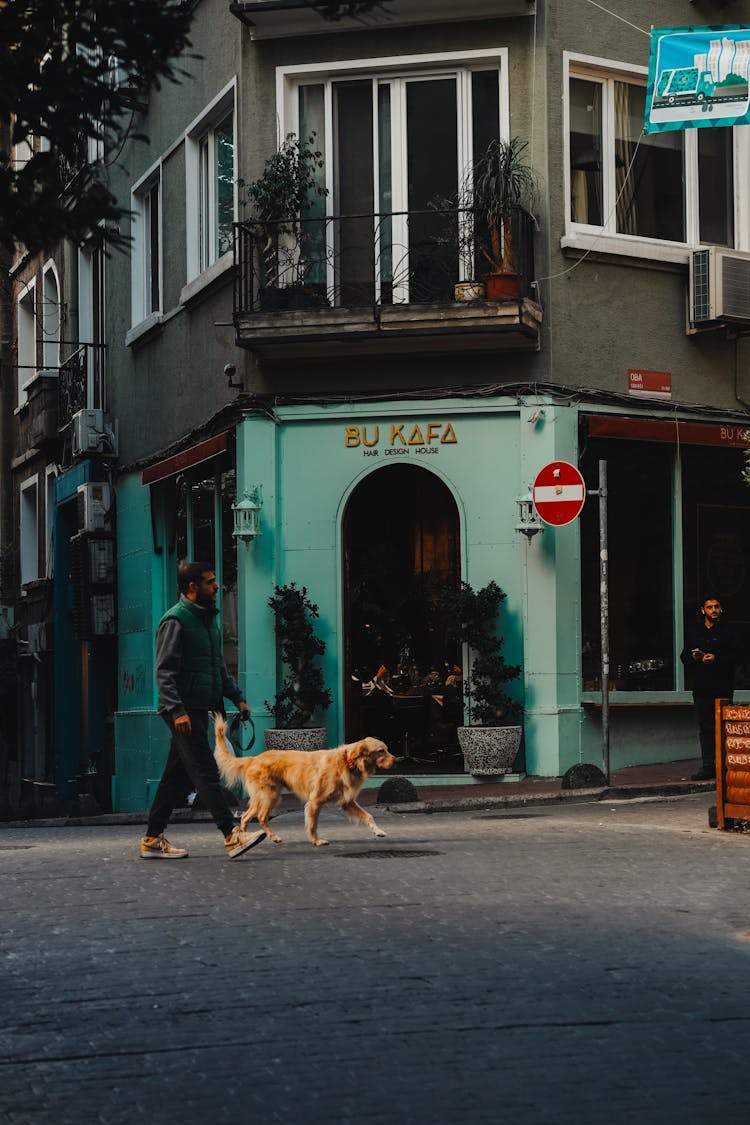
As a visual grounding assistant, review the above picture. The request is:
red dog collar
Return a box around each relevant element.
[344,752,359,773]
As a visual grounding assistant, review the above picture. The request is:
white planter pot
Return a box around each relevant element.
[454,280,486,302]
[263,727,328,752]
[457,725,522,776]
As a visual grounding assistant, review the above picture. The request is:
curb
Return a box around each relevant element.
[0,781,714,830]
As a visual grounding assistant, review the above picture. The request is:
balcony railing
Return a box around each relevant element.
[58,346,88,429]
[234,205,536,318]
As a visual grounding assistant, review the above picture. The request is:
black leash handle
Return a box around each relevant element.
[229,712,256,753]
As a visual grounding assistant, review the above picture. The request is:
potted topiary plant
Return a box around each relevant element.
[440,580,523,776]
[469,136,537,300]
[264,582,333,750]
[243,132,329,310]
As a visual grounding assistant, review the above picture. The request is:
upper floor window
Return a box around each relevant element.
[20,477,39,587]
[42,262,61,371]
[132,170,162,324]
[565,55,743,261]
[186,84,236,281]
[17,280,36,407]
[279,50,508,303]
[79,244,106,408]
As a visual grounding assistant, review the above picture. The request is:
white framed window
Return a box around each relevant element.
[45,465,57,578]
[564,53,749,263]
[186,82,236,281]
[131,165,162,325]
[42,261,61,371]
[20,477,39,587]
[17,279,36,407]
[79,244,106,408]
[279,49,509,303]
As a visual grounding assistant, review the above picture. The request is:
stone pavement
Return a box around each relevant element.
[2,792,750,1125]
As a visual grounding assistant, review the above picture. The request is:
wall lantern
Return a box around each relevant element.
[232,485,263,541]
[515,493,544,539]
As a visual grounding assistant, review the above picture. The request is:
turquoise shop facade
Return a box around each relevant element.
[112,391,720,811]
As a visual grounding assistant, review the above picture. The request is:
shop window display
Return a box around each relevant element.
[581,435,750,693]
[580,438,674,691]
[174,465,238,680]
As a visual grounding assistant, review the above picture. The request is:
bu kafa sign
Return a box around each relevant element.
[628,369,671,400]
[715,703,750,829]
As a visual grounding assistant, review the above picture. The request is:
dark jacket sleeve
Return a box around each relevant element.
[155,617,186,719]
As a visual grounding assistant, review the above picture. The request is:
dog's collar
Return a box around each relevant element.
[344,752,359,774]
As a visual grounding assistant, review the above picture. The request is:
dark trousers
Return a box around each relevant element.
[146,710,235,839]
[693,692,731,775]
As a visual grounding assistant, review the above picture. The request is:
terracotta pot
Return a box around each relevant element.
[263,727,328,751]
[457,725,522,776]
[485,272,522,300]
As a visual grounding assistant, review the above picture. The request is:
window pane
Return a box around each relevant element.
[299,84,327,288]
[698,127,734,247]
[215,113,234,259]
[334,80,375,304]
[471,69,500,163]
[199,136,209,270]
[146,183,160,312]
[581,440,674,691]
[615,82,684,241]
[681,446,750,688]
[378,83,392,300]
[570,78,603,226]
[407,78,458,301]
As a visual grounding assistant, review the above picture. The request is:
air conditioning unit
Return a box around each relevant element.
[689,246,750,326]
[77,482,112,532]
[71,408,119,458]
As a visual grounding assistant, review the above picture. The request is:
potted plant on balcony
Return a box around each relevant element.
[264,582,333,750]
[440,580,523,776]
[470,136,537,300]
[243,132,329,311]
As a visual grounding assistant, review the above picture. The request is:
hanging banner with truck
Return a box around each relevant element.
[645,25,750,134]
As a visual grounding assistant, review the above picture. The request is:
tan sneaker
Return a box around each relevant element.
[140,834,188,859]
[225,826,266,858]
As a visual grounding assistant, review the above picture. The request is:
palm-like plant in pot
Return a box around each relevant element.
[440,580,523,776]
[470,136,537,300]
[244,133,328,309]
[264,583,333,750]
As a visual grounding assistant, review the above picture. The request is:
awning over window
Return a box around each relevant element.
[585,415,750,450]
[141,432,230,486]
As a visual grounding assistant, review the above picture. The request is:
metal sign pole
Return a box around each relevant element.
[598,459,610,784]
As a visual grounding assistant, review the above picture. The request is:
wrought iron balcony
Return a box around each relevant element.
[233,205,541,356]
[58,346,88,429]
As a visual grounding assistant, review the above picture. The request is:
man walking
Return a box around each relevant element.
[680,594,739,782]
[139,561,266,859]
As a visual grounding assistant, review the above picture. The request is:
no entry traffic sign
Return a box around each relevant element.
[532,461,586,526]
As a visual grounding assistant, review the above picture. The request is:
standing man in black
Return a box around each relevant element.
[139,561,266,859]
[680,595,739,782]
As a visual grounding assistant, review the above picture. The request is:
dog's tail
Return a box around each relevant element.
[213,713,250,794]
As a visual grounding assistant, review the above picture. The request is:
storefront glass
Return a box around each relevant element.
[581,434,750,692]
[581,438,674,691]
[174,465,238,680]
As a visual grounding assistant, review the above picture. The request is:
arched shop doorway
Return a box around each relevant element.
[343,464,463,772]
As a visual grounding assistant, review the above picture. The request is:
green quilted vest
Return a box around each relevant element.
[161,599,223,709]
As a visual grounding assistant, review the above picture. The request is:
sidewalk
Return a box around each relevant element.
[0,756,713,829]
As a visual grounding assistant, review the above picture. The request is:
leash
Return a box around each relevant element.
[229,712,256,753]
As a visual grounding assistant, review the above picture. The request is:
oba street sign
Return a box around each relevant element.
[532,461,586,526]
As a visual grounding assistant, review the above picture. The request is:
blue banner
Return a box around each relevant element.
[645,25,750,133]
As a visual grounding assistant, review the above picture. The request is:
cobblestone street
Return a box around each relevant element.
[2,794,750,1124]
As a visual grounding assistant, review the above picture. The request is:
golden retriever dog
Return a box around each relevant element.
[213,715,399,846]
